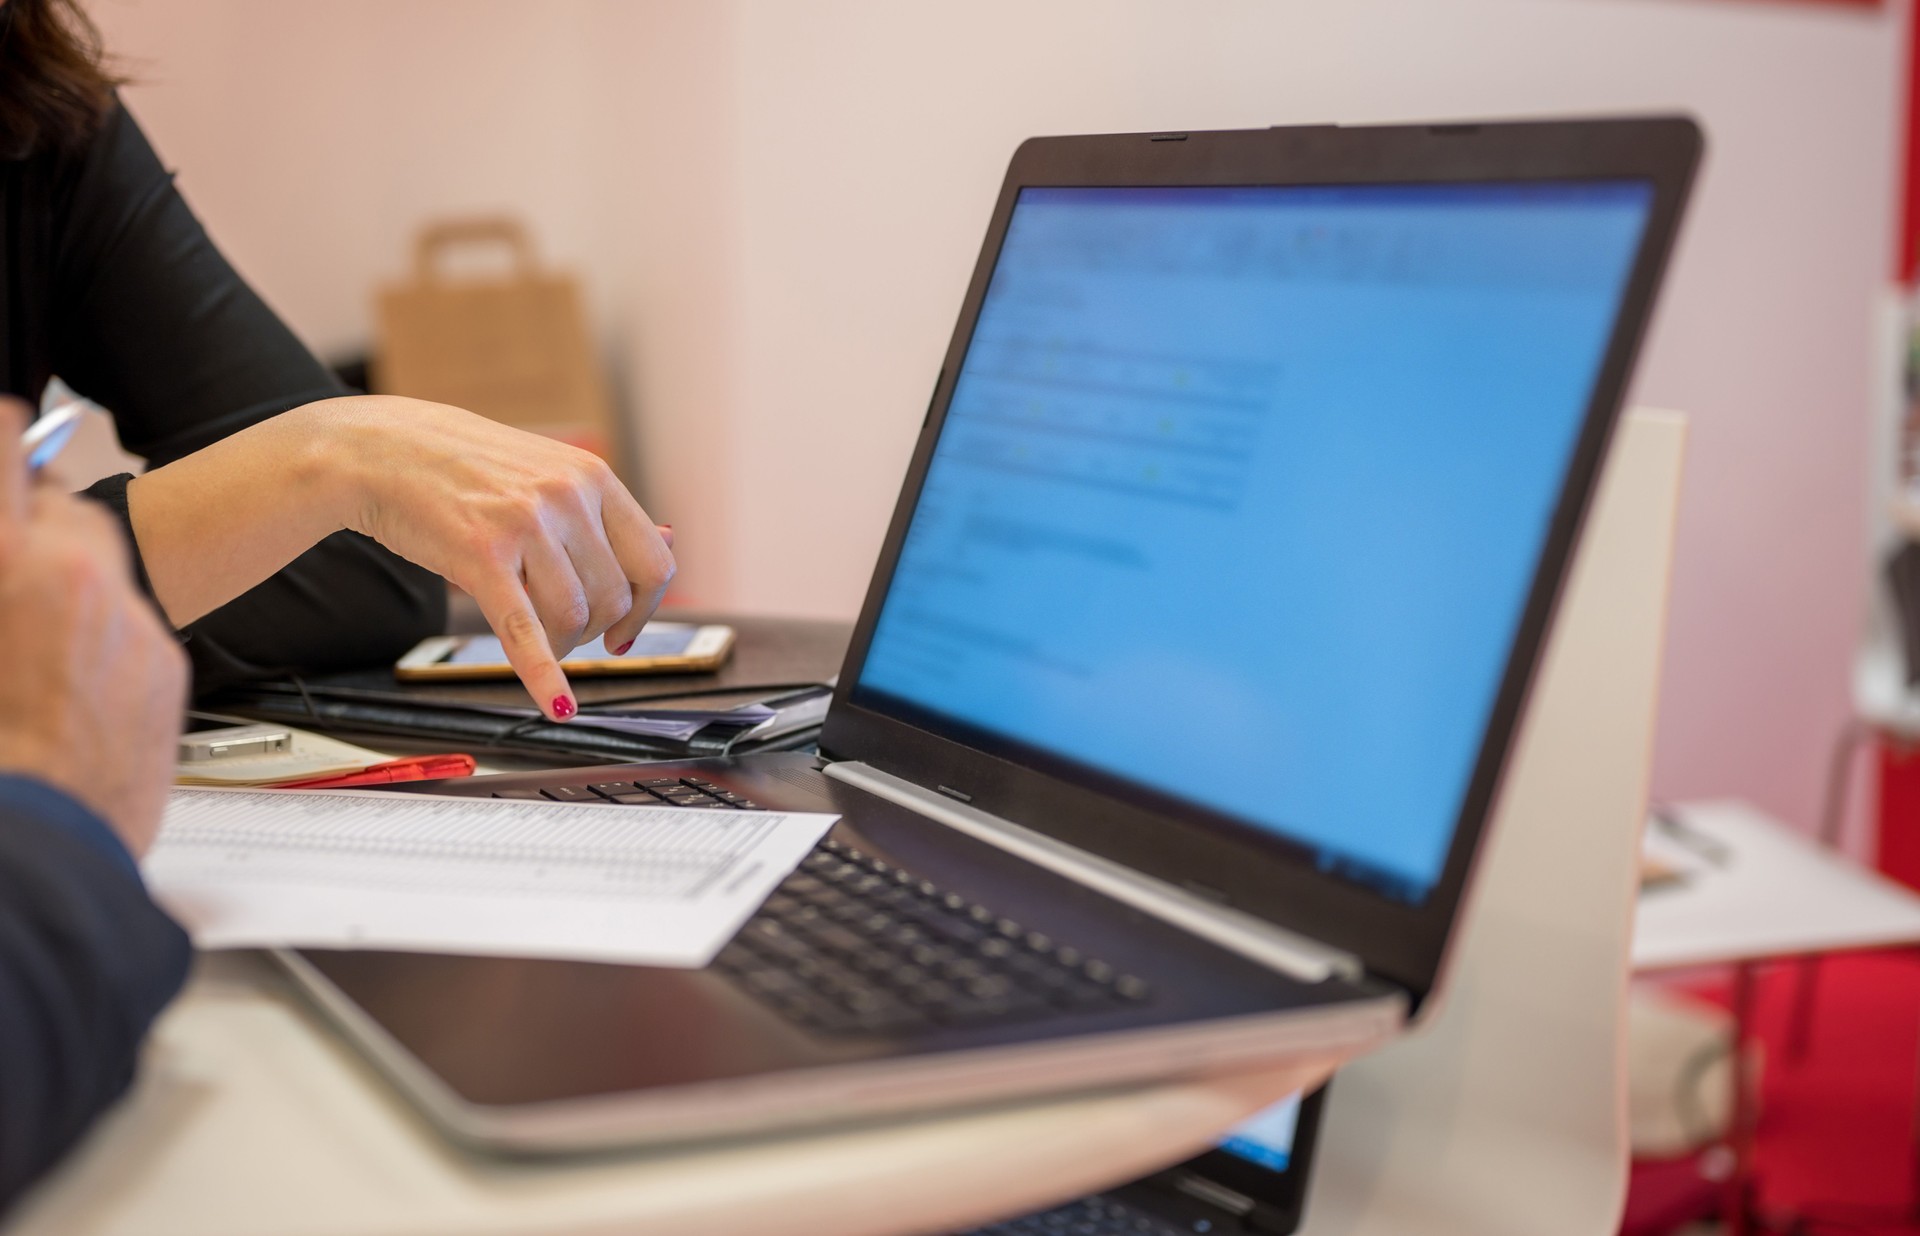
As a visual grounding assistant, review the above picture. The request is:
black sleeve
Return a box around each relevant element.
[50,102,444,694]
[0,776,190,1215]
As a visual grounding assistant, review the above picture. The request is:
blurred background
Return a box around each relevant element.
[86,0,1893,848]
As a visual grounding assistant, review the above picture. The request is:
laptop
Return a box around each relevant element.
[962,1087,1327,1235]
[275,117,1701,1154]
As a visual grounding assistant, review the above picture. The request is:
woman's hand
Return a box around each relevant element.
[125,395,674,721]
[323,397,675,719]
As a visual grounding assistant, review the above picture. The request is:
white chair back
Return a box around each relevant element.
[1299,409,1687,1236]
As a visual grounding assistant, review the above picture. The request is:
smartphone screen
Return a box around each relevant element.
[443,623,704,667]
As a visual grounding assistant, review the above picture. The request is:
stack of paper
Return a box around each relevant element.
[144,788,840,967]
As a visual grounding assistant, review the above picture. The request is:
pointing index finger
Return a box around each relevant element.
[470,574,578,722]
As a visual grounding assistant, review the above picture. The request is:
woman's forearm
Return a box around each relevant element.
[120,393,674,720]
[123,404,356,627]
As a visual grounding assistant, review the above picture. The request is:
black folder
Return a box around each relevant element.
[202,613,850,764]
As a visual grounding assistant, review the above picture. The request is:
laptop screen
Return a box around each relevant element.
[1217,1091,1303,1173]
[851,180,1653,903]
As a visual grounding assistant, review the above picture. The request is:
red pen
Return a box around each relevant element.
[274,754,477,790]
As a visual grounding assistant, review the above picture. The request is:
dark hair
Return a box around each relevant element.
[0,0,121,158]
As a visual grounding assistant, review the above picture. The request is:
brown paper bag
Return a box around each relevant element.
[373,217,615,461]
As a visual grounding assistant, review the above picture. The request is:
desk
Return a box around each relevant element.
[7,954,1339,1236]
[1630,800,1920,1234]
[1633,800,1920,971]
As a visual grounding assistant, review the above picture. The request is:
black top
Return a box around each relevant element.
[2,99,444,692]
[0,776,191,1215]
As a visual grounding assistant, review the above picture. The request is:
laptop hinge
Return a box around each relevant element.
[1170,1171,1256,1216]
[824,762,1364,985]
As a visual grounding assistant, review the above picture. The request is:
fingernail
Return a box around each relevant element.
[551,694,576,720]
[611,639,634,655]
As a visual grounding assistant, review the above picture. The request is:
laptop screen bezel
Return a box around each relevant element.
[819,119,1700,1007]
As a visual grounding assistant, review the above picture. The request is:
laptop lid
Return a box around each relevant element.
[820,119,1700,1009]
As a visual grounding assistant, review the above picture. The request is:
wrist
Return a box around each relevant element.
[280,398,378,538]
[0,732,63,786]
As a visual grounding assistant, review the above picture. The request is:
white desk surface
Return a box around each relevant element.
[1631,799,1920,972]
[5,956,1341,1236]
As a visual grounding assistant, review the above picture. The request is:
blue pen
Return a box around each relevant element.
[21,401,85,474]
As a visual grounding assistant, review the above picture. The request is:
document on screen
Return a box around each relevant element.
[143,787,840,967]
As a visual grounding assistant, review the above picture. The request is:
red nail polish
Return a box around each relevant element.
[551,695,576,720]
[611,639,634,655]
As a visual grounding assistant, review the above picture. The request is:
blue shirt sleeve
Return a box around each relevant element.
[0,775,142,878]
[0,775,191,1216]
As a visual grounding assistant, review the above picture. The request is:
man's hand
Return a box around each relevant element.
[0,400,187,858]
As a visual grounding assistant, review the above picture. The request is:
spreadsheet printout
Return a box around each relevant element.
[144,788,840,967]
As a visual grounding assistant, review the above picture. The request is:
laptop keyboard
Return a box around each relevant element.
[961,1195,1203,1235]
[493,776,761,809]
[490,778,1151,1036]
[714,837,1151,1036]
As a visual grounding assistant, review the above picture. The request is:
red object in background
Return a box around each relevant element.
[1878,738,1920,892]
[1623,955,1920,1232]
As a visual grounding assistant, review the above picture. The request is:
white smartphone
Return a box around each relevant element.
[395,622,735,681]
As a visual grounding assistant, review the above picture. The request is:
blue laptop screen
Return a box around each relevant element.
[853,181,1652,902]
[1218,1091,1304,1173]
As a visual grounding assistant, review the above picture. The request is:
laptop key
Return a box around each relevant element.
[1052,981,1116,1009]
[805,924,868,955]
[744,967,805,996]
[846,946,898,976]
[776,904,823,928]
[940,957,993,984]
[539,785,601,803]
[907,942,956,968]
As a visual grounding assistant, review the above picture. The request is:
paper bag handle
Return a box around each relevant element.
[412,217,538,283]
